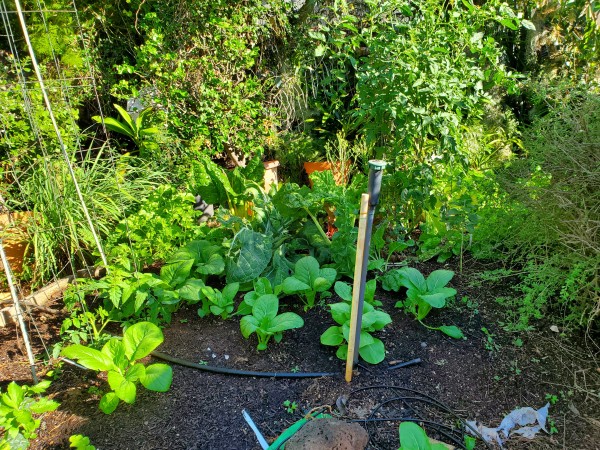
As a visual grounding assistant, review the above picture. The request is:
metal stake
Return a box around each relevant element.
[0,240,38,383]
[352,160,387,365]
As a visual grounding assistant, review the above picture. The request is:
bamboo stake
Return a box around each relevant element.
[0,240,38,383]
[345,193,370,382]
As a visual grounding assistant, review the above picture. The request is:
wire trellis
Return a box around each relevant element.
[0,0,142,380]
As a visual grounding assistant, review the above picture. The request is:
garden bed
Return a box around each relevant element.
[1,259,599,449]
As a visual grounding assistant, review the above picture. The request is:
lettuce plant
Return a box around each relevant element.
[320,301,392,364]
[382,267,464,339]
[0,381,59,450]
[240,294,304,350]
[282,256,337,310]
[61,322,172,414]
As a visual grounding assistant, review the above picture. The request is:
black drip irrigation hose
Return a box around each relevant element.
[346,385,494,450]
[151,350,338,379]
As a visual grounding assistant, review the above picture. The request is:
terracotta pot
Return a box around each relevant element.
[304,161,350,187]
[0,212,32,274]
[303,161,349,187]
[263,160,280,191]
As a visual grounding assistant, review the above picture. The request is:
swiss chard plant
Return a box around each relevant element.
[240,294,304,350]
[199,282,240,319]
[381,267,464,339]
[320,300,392,364]
[0,381,59,450]
[282,256,337,310]
[61,322,173,414]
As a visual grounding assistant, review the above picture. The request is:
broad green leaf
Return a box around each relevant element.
[5,382,24,408]
[319,268,337,286]
[107,371,136,404]
[426,270,454,291]
[320,326,345,346]
[160,260,193,289]
[222,282,240,302]
[29,397,59,414]
[240,315,259,338]
[358,330,375,347]
[226,228,272,284]
[62,345,114,371]
[368,310,392,330]
[294,256,320,285]
[113,104,135,132]
[102,117,135,140]
[268,312,304,333]
[141,364,173,392]
[252,294,279,322]
[330,302,351,325]
[123,322,164,360]
[178,278,205,303]
[359,338,386,365]
[419,293,447,308]
[198,253,225,275]
[398,267,427,292]
[334,281,352,302]
[365,279,377,304]
[314,276,333,292]
[399,422,430,450]
[125,363,146,382]
[336,344,348,360]
[438,325,464,339]
[102,339,127,371]
[282,276,311,294]
[99,392,120,414]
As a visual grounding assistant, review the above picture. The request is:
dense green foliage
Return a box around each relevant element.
[1,7,599,445]
[0,381,59,450]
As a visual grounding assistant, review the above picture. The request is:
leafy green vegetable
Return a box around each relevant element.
[240,294,304,350]
[237,277,282,316]
[382,267,463,339]
[334,279,381,307]
[167,240,225,280]
[282,256,337,309]
[398,422,449,450]
[0,381,59,450]
[226,228,273,284]
[200,282,240,319]
[61,322,172,414]
[320,296,392,364]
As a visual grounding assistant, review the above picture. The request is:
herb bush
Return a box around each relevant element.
[474,87,600,329]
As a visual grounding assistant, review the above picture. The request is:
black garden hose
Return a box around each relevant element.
[151,350,338,378]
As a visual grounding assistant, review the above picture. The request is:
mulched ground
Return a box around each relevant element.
[1,258,599,449]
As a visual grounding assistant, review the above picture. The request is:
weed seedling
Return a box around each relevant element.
[481,327,500,353]
[283,400,298,414]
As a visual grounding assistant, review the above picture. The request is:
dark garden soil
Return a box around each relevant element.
[2,258,599,450]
